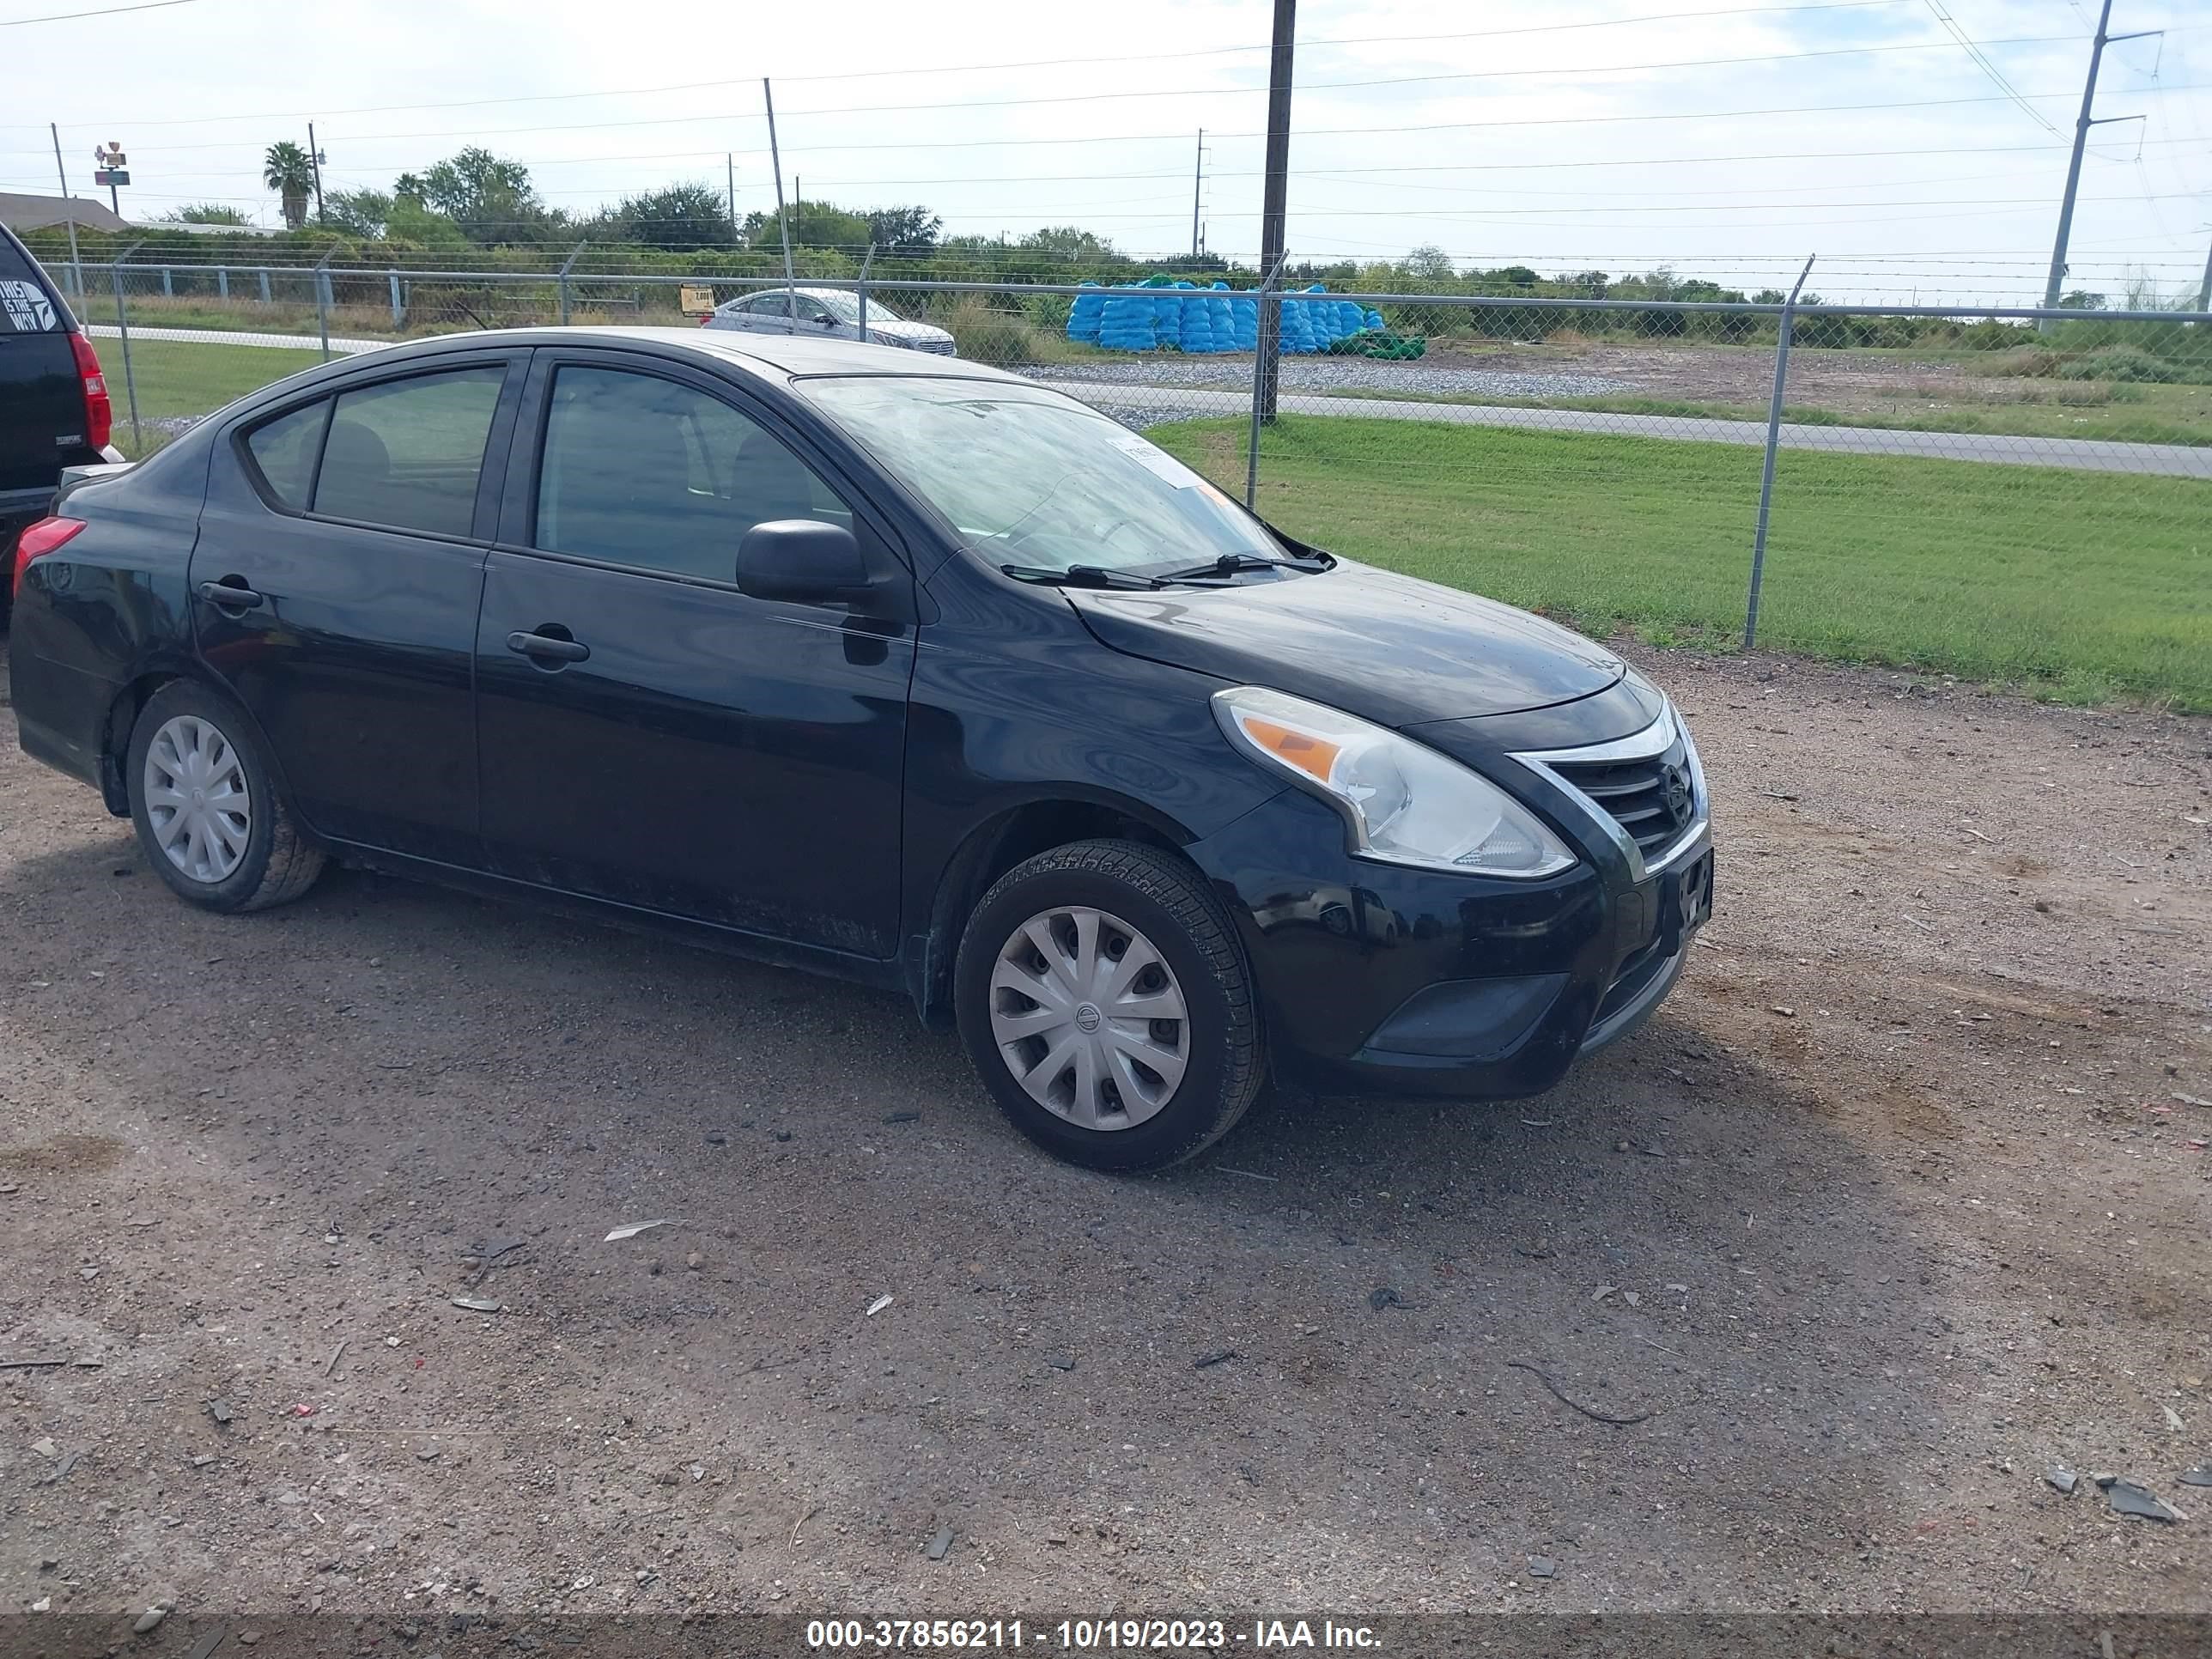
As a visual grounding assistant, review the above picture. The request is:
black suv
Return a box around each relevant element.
[0,221,119,629]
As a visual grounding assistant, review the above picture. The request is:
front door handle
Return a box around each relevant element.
[506,629,590,664]
[197,579,264,610]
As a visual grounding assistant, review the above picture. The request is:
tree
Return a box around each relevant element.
[159,203,250,226]
[741,198,871,252]
[321,188,393,240]
[2060,289,2108,311]
[865,205,942,255]
[1404,246,1455,282]
[605,183,734,252]
[263,141,314,231]
[412,148,559,243]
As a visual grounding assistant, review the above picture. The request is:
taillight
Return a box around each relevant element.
[11,516,86,599]
[68,331,112,452]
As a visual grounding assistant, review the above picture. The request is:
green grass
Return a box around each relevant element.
[1151,415,2212,712]
[90,334,328,456]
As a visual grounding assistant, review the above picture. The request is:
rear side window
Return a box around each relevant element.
[311,367,505,538]
[244,400,331,509]
[0,232,61,332]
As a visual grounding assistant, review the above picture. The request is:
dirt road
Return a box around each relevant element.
[2,641,2207,1626]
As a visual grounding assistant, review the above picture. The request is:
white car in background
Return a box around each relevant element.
[703,287,957,356]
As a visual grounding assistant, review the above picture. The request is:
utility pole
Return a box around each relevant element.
[1190,129,1205,262]
[763,79,798,330]
[726,153,736,242]
[50,123,82,300]
[2198,233,2211,313]
[2041,0,2159,318]
[307,124,326,222]
[1255,0,1296,421]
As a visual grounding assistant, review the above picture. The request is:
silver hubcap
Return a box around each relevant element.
[988,905,1190,1131]
[143,714,252,884]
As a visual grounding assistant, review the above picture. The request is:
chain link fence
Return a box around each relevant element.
[44,254,2212,711]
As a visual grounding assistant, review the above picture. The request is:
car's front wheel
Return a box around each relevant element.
[126,680,325,914]
[955,839,1265,1171]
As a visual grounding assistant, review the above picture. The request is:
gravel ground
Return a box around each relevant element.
[1,639,2208,1626]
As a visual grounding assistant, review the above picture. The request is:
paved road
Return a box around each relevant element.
[1037,378,2212,478]
[86,322,386,355]
[82,325,2212,477]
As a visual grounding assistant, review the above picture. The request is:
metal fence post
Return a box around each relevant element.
[1743,254,1814,651]
[216,268,228,300]
[107,246,144,455]
[857,243,877,343]
[1245,253,1289,510]
[314,252,332,362]
[389,270,404,329]
[258,268,271,303]
[161,266,173,298]
[557,240,586,325]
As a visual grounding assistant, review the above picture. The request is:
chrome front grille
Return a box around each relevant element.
[1511,703,1705,876]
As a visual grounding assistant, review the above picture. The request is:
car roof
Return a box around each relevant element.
[328,325,1016,386]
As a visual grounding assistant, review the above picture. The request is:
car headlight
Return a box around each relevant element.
[1213,686,1577,878]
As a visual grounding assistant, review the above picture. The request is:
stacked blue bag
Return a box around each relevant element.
[1177,279,1218,353]
[1066,281,1105,344]
[1076,275,1373,353]
[1096,288,1158,351]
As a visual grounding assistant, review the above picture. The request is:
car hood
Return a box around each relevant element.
[867,318,951,343]
[1066,559,1623,727]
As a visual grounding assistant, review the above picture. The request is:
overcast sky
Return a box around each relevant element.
[3,0,2205,301]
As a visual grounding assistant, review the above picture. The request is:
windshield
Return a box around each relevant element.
[816,291,905,325]
[800,377,1279,574]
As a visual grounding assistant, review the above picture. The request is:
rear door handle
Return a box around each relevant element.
[506,629,590,664]
[197,580,264,610]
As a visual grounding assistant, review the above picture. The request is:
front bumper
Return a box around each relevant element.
[1186,725,1712,1099]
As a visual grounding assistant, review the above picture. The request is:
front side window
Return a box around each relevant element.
[312,367,505,538]
[244,399,330,510]
[533,365,848,580]
[799,376,1273,576]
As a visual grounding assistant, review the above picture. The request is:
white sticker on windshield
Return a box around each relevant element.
[1109,432,1207,489]
[0,280,58,333]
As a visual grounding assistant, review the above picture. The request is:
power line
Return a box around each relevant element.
[14,2,1920,128]
[1,0,193,22]
[1919,0,2067,134]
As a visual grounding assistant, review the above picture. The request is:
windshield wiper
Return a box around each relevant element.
[1001,563,1168,591]
[1154,550,1334,583]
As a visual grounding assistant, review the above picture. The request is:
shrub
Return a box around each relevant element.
[2054,346,2179,384]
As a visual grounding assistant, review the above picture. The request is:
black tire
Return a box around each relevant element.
[954,838,1266,1171]
[126,680,325,914]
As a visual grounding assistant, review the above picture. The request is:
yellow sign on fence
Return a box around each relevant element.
[679,285,716,316]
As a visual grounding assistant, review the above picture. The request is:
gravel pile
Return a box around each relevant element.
[1023,356,1632,400]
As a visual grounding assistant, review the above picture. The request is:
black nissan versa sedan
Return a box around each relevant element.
[8,327,1712,1170]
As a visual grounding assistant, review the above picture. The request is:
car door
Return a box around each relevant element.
[472,349,915,958]
[191,350,526,860]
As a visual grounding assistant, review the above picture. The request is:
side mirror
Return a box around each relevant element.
[815,313,839,329]
[735,519,871,605]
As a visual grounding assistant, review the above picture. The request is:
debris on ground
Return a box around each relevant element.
[2178,1468,2212,1488]
[1592,1285,1617,1303]
[883,1110,921,1124]
[604,1220,671,1242]
[927,1525,955,1560]
[207,1400,232,1425]
[2046,1466,2078,1495]
[1047,1353,1076,1371]
[1505,1359,1655,1426]
[1770,1006,1796,1018]
[865,1294,895,1317]
[450,1295,504,1314]
[1370,1287,1405,1310]
[132,1607,167,1634]
[2096,1476,2185,1522]
[1527,1556,1557,1579]
[1194,1349,1238,1370]
[30,1437,58,1461]
[2166,1406,2186,1431]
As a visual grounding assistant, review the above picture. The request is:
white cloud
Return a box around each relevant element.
[3,0,2204,301]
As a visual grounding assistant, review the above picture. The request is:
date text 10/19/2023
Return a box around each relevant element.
[805,1620,1382,1650]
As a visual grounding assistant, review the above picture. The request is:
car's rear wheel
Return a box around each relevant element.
[126,681,324,913]
[955,838,1265,1171]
